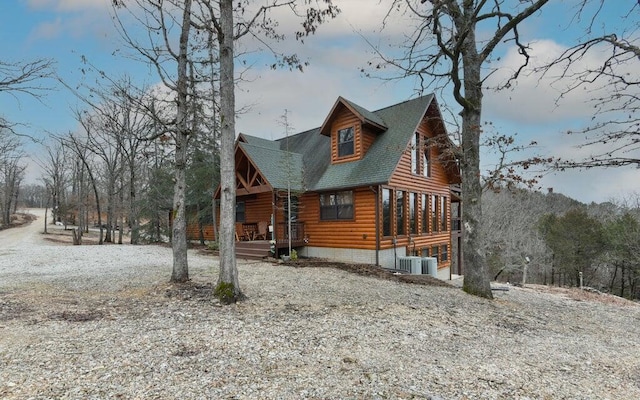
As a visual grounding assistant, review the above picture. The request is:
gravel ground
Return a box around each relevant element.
[1,210,639,399]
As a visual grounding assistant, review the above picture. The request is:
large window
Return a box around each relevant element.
[431,194,438,232]
[382,188,392,237]
[396,190,405,236]
[409,192,418,235]
[320,191,354,220]
[421,193,428,234]
[337,127,354,157]
[440,196,448,231]
[235,201,245,223]
[411,132,419,174]
[423,141,431,177]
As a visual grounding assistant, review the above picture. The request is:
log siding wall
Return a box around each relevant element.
[297,187,377,250]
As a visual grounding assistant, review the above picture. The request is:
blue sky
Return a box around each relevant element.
[2,0,638,204]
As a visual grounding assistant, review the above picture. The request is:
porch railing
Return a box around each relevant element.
[451,217,462,232]
[275,222,305,246]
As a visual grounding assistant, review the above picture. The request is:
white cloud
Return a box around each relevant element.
[26,0,108,12]
[29,16,64,41]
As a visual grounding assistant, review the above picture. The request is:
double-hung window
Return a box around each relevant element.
[423,141,431,177]
[337,127,354,157]
[409,192,418,235]
[320,191,354,220]
[396,190,405,235]
[382,188,392,236]
[440,196,448,231]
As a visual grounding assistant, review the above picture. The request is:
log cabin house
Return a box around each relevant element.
[201,94,463,279]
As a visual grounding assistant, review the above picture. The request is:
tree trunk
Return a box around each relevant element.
[620,262,626,298]
[170,0,193,283]
[610,261,618,293]
[460,27,493,299]
[129,160,140,245]
[216,0,242,303]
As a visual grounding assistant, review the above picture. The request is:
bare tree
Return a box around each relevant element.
[87,78,155,245]
[39,141,69,230]
[111,0,202,282]
[111,0,338,296]
[373,0,558,298]
[0,130,25,226]
[194,0,339,303]
[540,3,639,169]
[0,59,55,134]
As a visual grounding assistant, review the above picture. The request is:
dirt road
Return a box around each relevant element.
[0,208,47,249]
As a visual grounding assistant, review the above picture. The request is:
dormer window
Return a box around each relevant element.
[337,127,354,157]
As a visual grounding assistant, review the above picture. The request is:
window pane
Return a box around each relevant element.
[423,143,431,177]
[320,191,353,220]
[337,191,353,205]
[320,204,336,220]
[338,204,354,219]
[432,245,439,262]
[382,189,391,236]
[421,194,428,233]
[409,192,417,234]
[431,195,438,232]
[411,132,418,174]
[338,127,354,157]
[441,244,448,261]
[440,196,447,231]
[396,190,405,236]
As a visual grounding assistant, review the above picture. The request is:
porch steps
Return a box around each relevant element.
[235,240,271,260]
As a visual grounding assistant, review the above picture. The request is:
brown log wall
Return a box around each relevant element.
[296,187,376,250]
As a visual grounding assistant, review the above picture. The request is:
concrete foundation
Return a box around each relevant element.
[298,246,451,280]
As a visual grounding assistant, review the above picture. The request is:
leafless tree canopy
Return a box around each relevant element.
[539,2,639,169]
[0,58,55,133]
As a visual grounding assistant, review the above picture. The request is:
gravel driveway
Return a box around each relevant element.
[1,209,639,399]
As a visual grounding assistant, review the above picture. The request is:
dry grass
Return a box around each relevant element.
[523,283,638,307]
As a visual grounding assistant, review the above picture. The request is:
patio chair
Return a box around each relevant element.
[255,221,269,240]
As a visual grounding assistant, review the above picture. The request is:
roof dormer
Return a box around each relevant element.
[319,97,387,164]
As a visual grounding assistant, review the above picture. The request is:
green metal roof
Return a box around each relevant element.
[238,141,304,191]
[238,94,443,192]
[341,97,387,129]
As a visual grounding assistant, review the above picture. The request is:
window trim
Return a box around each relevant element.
[396,190,405,236]
[382,188,392,237]
[423,137,431,178]
[409,192,418,235]
[421,193,428,234]
[337,126,355,158]
[440,196,448,232]
[411,132,419,175]
[441,244,448,262]
[319,190,354,221]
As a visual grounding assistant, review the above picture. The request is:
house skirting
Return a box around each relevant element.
[298,246,450,280]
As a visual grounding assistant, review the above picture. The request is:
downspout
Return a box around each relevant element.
[272,191,277,255]
[370,185,380,267]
